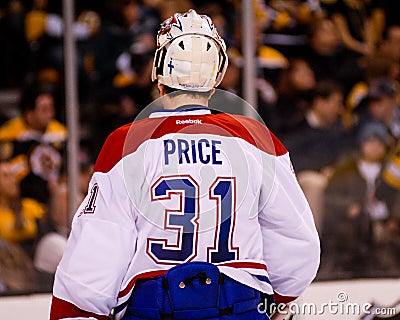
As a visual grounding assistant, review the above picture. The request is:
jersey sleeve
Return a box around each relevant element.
[50,160,138,319]
[258,151,320,304]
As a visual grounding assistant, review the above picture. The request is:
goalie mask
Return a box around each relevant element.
[152,9,228,92]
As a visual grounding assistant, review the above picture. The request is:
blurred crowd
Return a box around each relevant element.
[0,0,399,294]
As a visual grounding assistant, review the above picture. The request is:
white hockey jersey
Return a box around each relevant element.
[51,106,320,319]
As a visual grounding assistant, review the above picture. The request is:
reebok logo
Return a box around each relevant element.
[176,119,202,125]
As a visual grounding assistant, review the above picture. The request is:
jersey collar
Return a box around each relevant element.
[149,105,211,118]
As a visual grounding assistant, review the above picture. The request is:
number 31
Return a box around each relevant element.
[147,175,239,264]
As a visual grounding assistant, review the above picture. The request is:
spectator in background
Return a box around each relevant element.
[225,8,289,121]
[0,237,39,293]
[31,154,94,276]
[0,141,40,293]
[270,57,316,134]
[361,78,400,140]
[0,160,45,255]
[282,80,355,233]
[87,0,160,153]
[381,141,400,198]
[112,0,159,109]
[107,0,160,104]
[0,88,66,236]
[305,18,341,81]
[379,25,400,76]
[33,152,93,276]
[20,143,62,210]
[345,51,399,127]
[286,80,349,168]
[262,0,323,58]
[322,122,392,276]
[376,140,400,273]
[24,0,100,86]
[91,0,159,101]
[321,0,385,58]
[305,17,364,94]
[49,155,93,237]
[0,87,67,182]
[353,52,399,101]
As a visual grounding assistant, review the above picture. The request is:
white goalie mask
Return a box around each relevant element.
[152,9,228,92]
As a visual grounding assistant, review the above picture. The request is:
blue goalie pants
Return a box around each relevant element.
[121,262,272,320]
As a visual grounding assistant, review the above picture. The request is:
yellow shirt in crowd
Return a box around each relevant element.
[0,116,67,145]
[0,117,67,180]
[0,198,45,243]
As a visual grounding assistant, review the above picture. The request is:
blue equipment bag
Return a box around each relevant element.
[119,261,271,319]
